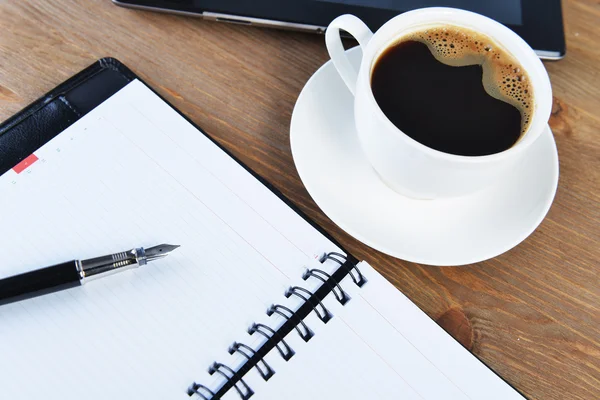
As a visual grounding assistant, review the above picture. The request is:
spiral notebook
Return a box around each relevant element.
[0,65,525,399]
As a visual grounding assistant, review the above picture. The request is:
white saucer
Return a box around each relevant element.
[290,47,559,266]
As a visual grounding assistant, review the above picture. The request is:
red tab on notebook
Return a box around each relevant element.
[12,154,39,174]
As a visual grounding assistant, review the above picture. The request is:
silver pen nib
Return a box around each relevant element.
[144,244,180,262]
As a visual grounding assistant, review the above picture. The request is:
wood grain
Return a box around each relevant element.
[0,1,598,398]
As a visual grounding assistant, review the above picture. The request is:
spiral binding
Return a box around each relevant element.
[249,323,295,361]
[285,285,333,323]
[320,252,367,287]
[302,268,350,305]
[187,383,215,400]
[267,304,314,342]
[209,363,253,400]
[188,252,364,399]
[229,342,275,381]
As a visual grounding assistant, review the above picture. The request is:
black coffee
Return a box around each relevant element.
[371,26,533,156]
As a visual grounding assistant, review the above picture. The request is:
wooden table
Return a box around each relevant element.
[0,1,598,398]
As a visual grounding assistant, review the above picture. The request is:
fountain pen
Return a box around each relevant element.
[0,244,179,306]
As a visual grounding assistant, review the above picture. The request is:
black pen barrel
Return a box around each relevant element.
[0,261,81,306]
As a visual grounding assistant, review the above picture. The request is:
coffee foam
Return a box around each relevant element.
[398,25,533,134]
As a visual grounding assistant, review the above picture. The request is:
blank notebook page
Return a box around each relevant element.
[0,80,524,400]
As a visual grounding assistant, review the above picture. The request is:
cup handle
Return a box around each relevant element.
[325,14,374,95]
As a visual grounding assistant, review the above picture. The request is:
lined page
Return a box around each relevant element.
[0,79,341,400]
[0,79,524,400]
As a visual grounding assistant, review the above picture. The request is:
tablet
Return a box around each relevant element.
[113,0,566,59]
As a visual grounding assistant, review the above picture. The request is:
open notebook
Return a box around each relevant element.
[0,74,525,399]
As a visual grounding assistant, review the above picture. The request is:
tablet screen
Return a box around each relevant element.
[318,0,523,25]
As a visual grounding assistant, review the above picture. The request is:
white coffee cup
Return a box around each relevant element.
[325,8,552,199]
